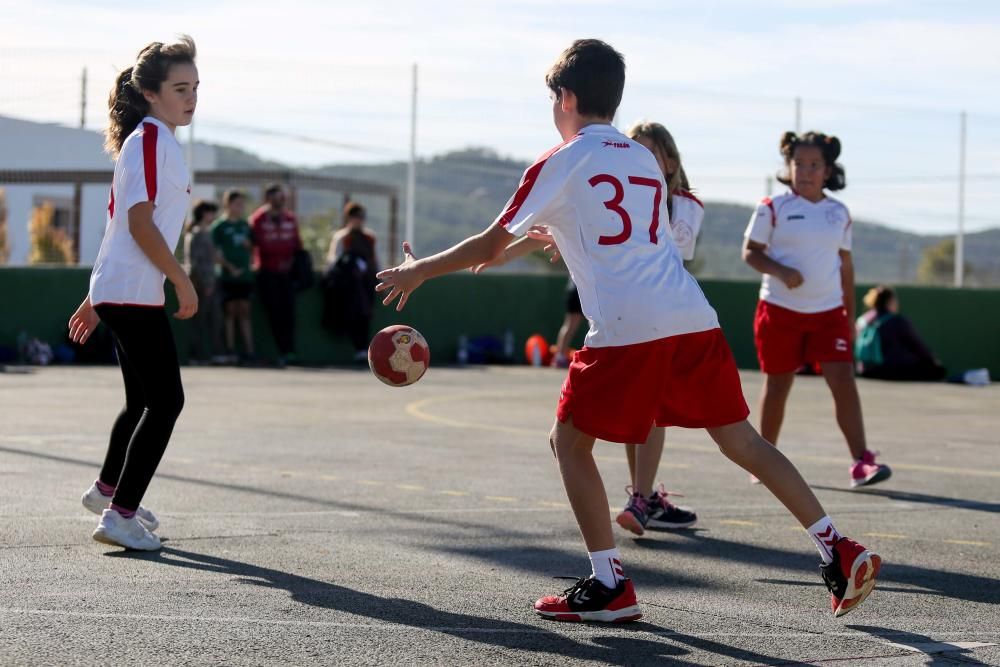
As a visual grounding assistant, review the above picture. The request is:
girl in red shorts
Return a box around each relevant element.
[743,131,890,488]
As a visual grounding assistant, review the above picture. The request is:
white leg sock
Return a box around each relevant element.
[807,516,841,565]
[588,548,624,588]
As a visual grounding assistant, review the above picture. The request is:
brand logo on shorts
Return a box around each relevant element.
[835,338,848,352]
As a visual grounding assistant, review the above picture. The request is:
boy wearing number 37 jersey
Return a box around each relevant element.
[375,39,880,623]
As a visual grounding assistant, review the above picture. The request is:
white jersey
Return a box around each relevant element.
[669,190,704,261]
[743,190,852,313]
[89,116,191,307]
[496,124,719,348]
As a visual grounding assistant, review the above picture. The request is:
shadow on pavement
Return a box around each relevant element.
[811,484,1000,514]
[107,546,792,666]
[626,531,1000,606]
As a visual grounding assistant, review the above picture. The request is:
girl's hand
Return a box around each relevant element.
[173,274,199,320]
[68,297,100,345]
[526,225,562,263]
[781,266,804,289]
[375,242,424,311]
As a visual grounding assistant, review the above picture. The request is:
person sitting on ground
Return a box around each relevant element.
[855,285,946,381]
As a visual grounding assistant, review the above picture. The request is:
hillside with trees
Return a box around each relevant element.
[217,146,1000,286]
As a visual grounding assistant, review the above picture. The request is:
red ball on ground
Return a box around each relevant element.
[368,325,430,387]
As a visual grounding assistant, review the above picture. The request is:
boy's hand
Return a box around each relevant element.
[68,297,100,345]
[376,242,424,311]
[472,250,506,274]
[526,225,562,263]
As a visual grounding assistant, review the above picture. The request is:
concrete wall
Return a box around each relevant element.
[1,267,997,379]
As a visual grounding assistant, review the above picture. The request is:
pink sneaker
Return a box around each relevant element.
[850,451,892,488]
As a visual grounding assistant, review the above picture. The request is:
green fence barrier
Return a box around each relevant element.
[1,267,997,377]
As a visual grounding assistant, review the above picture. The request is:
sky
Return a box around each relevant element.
[1,0,999,234]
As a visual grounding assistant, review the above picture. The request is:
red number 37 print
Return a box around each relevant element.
[588,174,662,246]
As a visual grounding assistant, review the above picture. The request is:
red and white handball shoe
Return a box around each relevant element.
[534,576,642,623]
[820,537,882,617]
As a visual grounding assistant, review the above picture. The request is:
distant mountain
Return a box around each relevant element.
[213,144,1000,285]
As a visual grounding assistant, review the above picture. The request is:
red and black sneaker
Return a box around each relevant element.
[820,537,882,617]
[534,576,642,623]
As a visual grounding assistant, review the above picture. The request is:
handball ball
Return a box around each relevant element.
[368,325,430,387]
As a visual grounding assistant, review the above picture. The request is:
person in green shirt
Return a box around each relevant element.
[211,190,255,363]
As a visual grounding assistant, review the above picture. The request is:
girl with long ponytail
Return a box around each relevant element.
[68,35,200,550]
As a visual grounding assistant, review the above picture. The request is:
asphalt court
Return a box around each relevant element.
[1,365,998,665]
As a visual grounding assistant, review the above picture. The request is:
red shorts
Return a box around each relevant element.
[556,328,750,444]
[754,301,853,375]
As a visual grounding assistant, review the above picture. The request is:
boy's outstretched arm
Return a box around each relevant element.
[473,225,562,273]
[376,222,514,311]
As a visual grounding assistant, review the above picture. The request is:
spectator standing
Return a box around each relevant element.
[323,202,378,360]
[212,190,255,363]
[184,199,220,364]
[249,183,302,366]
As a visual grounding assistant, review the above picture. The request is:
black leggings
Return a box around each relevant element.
[94,305,184,511]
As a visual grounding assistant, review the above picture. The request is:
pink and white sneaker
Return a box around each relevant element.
[81,483,160,532]
[850,451,892,488]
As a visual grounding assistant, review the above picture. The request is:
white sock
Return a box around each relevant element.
[806,516,841,565]
[588,548,624,588]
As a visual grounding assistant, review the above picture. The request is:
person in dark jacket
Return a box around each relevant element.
[322,202,378,361]
[855,286,945,381]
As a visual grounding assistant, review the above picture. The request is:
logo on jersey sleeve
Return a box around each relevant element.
[601,140,630,149]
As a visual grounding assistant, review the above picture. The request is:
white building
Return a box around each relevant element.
[0,114,217,266]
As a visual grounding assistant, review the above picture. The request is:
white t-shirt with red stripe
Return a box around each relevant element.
[89,116,191,307]
[669,189,703,261]
[743,190,852,313]
[495,123,719,348]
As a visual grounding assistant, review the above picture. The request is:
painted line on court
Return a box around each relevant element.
[2,508,992,551]
[1,607,997,640]
[404,394,1000,478]
[484,495,518,503]
[405,394,537,437]
[943,539,992,547]
[2,440,991,550]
